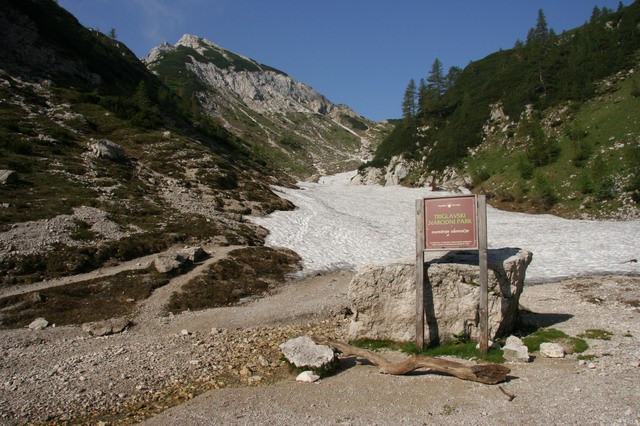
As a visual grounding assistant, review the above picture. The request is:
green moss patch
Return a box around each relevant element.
[350,338,505,364]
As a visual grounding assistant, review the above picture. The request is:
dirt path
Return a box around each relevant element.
[141,270,355,335]
[0,246,183,299]
[134,245,241,323]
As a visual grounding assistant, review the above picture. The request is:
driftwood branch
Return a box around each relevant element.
[313,337,510,385]
[499,385,516,401]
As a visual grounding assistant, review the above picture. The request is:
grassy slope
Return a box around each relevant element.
[367,3,640,217]
[468,72,640,218]
[0,0,296,285]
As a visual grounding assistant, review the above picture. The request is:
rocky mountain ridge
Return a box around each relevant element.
[146,35,338,117]
[144,34,390,178]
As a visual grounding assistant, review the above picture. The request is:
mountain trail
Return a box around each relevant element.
[134,245,241,324]
[0,246,183,299]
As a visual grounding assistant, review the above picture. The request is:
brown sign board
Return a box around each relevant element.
[424,195,478,251]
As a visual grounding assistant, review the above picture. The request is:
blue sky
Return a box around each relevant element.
[59,0,630,121]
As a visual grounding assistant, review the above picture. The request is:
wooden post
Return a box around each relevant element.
[477,195,489,354]
[415,199,425,351]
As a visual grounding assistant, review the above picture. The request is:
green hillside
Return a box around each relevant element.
[367,2,640,218]
[0,0,295,285]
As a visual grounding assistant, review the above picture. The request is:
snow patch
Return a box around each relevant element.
[250,171,640,283]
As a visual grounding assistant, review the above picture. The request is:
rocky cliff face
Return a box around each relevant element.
[144,35,389,178]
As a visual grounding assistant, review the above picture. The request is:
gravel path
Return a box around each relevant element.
[134,245,240,324]
[0,252,155,299]
[144,275,640,426]
[1,273,639,425]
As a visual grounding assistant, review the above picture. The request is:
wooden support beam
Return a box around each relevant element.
[415,199,425,351]
[477,195,489,354]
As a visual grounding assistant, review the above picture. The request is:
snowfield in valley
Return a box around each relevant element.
[250,171,640,283]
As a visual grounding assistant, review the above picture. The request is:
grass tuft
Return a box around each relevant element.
[522,328,588,354]
[578,329,613,340]
[350,338,505,364]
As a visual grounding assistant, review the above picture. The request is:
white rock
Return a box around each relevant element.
[280,336,336,369]
[0,169,18,185]
[88,139,125,160]
[296,371,320,383]
[28,317,49,331]
[540,342,565,358]
[503,336,531,363]
[348,249,532,344]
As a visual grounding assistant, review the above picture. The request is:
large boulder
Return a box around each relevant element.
[154,246,204,273]
[280,336,336,370]
[82,318,131,337]
[348,248,532,345]
[0,169,18,185]
[88,138,126,160]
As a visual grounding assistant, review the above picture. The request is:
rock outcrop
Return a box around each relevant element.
[351,156,415,186]
[154,246,204,274]
[88,139,126,160]
[143,34,386,179]
[0,169,18,185]
[146,34,339,117]
[348,248,533,344]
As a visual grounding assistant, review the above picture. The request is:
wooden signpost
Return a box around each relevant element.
[415,195,488,353]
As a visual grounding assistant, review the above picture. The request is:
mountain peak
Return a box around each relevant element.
[176,34,221,52]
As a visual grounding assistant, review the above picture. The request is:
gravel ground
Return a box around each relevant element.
[1,273,639,425]
[0,206,131,261]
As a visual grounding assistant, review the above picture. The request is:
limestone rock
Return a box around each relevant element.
[0,169,18,185]
[154,246,204,273]
[540,342,565,358]
[82,318,131,337]
[350,156,415,186]
[503,336,531,363]
[349,167,383,186]
[384,156,412,186]
[28,317,49,330]
[88,139,125,160]
[280,336,336,369]
[348,248,532,345]
[296,371,320,383]
[154,254,182,274]
[146,34,338,117]
[178,246,204,262]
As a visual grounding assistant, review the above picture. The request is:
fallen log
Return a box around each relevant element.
[313,337,510,385]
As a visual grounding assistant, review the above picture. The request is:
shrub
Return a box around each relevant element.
[530,173,557,209]
[517,156,534,180]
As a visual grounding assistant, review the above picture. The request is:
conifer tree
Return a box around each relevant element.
[427,58,446,97]
[417,78,428,114]
[445,66,462,90]
[534,9,549,42]
[402,79,417,119]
